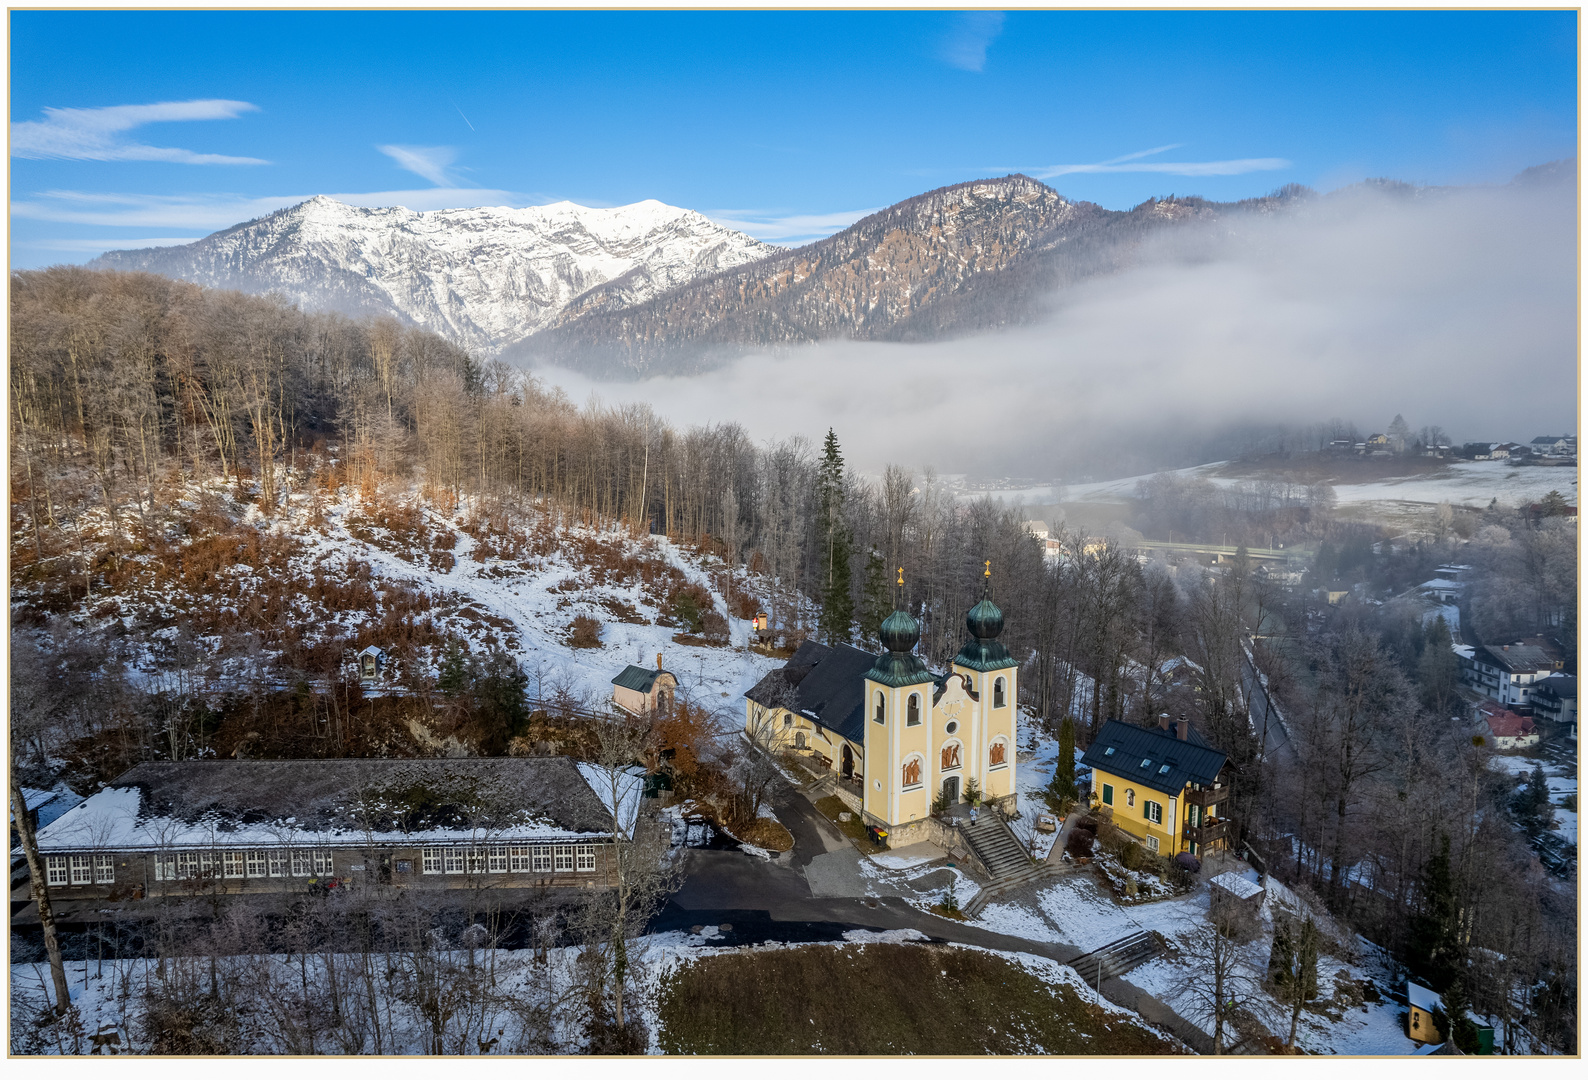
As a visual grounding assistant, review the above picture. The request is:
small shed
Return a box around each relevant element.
[1406,981,1444,1044]
[611,654,678,716]
[1208,870,1265,928]
[357,645,389,681]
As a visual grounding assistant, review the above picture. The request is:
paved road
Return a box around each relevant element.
[650,770,1084,966]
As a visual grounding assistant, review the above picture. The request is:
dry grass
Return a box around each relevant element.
[656,942,1182,1055]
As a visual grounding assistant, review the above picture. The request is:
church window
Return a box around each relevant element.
[989,741,1007,767]
[944,721,958,735]
[901,757,923,789]
[873,691,885,724]
[994,677,1006,708]
[795,732,807,750]
[907,694,921,726]
[941,743,962,771]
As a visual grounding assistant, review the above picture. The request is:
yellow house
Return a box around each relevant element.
[1080,717,1232,858]
[745,572,1018,845]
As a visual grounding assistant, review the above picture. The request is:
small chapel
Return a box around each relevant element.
[744,567,1018,847]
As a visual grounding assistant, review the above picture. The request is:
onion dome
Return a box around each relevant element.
[965,596,1005,642]
[880,608,921,654]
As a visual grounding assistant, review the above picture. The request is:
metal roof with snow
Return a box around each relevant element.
[30,757,641,853]
[1079,719,1228,798]
[1209,871,1264,900]
[1407,981,1444,1014]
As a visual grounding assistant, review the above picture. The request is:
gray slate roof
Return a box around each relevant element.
[746,639,881,744]
[95,757,617,837]
[1476,645,1554,674]
[1080,719,1228,798]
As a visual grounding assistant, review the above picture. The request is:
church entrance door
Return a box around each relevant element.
[942,776,960,805]
[841,744,854,778]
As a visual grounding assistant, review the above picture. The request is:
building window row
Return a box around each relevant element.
[46,854,115,886]
[421,844,596,875]
[149,848,333,882]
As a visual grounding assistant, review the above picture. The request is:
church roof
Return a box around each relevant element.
[745,641,883,744]
[1080,719,1227,798]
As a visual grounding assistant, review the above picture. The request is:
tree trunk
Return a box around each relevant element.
[9,775,72,1016]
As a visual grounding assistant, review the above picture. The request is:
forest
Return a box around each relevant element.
[8,266,1578,1054]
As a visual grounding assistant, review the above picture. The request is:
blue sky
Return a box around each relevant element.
[8,8,1578,266]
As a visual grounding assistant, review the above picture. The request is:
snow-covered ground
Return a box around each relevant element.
[986,459,1576,514]
[1490,751,1579,847]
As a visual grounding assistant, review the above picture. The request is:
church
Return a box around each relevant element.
[745,569,1018,847]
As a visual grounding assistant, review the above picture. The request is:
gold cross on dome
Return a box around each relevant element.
[984,560,991,578]
[896,566,904,586]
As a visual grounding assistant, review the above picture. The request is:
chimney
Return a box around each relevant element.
[1158,712,1171,732]
[656,652,664,672]
[1175,714,1189,740]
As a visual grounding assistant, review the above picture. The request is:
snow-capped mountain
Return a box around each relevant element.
[90,196,780,357]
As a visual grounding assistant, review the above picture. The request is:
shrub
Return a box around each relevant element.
[1065,829,1094,859]
[568,614,603,649]
[669,583,714,633]
[700,609,730,644]
[1117,839,1148,872]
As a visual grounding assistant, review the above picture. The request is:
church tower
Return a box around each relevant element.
[860,574,936,829]
[951,563,1019,810]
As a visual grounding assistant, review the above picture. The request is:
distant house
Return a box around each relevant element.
[1081,717,1233,858]
[1416,578,1465,604]
[1529,435,1575,457]
[611,654,677,716]
[1366,433,1390,448]
[1407,981,1445,1045]
[25,758,641,900]
[1021,520,1050,541]
[1460,642,1561,710]
[1530,674,1577,741]
[1478,703,1539,750]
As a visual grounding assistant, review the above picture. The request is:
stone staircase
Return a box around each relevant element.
[959,813,1057,916]
[1068,930,1168,986]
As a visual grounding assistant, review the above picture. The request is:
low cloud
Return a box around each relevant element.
[540,177,1575,481]
[940,12,1006,73]
[10,99,266,165]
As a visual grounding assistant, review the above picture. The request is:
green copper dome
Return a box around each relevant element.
[965,597,1005,641]
[866,607,934,688]
[879,608,921,653]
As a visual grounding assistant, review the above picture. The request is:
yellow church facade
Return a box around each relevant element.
[745,574,1019,845]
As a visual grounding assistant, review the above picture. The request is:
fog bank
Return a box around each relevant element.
[537,176,1576,480]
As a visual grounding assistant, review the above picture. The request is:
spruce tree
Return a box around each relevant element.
[1049,716,1078,808]
[1269,916,1320,1048]
[1408,834,1462,991]
[816,429,854,645]
[859,548,890,648]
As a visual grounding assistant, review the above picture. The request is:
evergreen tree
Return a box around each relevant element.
[1514,764,1554,830]
[816,429,854,645]
[1408,834,1462,991]
[859,548,890,648]
[1048,716,1079,807]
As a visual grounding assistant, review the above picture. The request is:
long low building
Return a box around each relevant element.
[19,757,643,900]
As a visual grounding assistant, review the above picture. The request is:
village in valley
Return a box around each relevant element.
[6,7,1581,1062]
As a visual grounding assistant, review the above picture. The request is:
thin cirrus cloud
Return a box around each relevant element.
[706,207,882,245]
[939,12,1006,73]
[377,144,462,187]
[1031,144,1291,179]
[10,99,268,165]
[11,187,519,233]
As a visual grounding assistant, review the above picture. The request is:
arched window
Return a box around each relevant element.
[901,756,923,789]
[794,732,807,750]
[873,691,885,724]
[993,677,1006,708]
[907,693,921,726]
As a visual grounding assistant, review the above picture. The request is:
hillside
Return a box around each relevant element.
[89,196,779,358]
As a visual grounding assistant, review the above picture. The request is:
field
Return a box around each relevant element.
[654,940,1180,1054]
